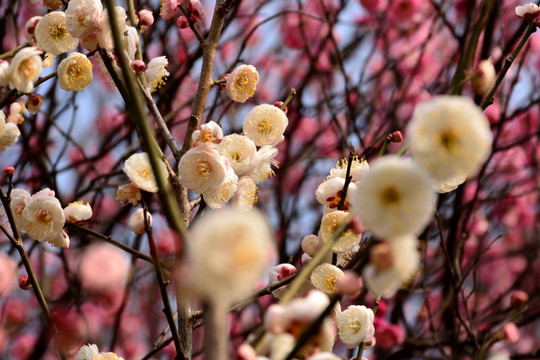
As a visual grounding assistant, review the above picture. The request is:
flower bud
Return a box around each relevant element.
[387,130,403,143]
[26,94,44,115]
[3,167,14,175]
[515,3,540,18]
[18,275,32,290]
[176,16,189,29]
[471,59,496,95]
[502,322,519,344]
[370,242,393,270]
[273,101,288,114]
[138,10,154,27]
[129,208,152,235]
[131,60,146,74]
[510,290,529,308]
[24,16,42,42]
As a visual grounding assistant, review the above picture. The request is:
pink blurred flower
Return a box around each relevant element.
[373,318,404,348]
[0,253,17,296]
[78,243,130,293]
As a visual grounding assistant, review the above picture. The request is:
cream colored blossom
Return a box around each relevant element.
[126,26,139,61]
[516,3,539,17]
[232,176,258,211]
[48,230,70,248]
[351,155,435,239]
[79,243,130,292]
[336,305,375,348]
[75,344,99,360]
[320,210,360,253]
[64,201,92,222]
[24,16,42,42]
[187,207,275,303]
[116,183,142,206]
[249,145,279,184]
[122,152,169,193]
[471,59,495,95]
[65,0,103,38]
[434,174,467,194]
[57,52,93,92]
[5,188,31,230]
[145,56,169,93]
[7,102,24,124]
[192,121,223,145]
[178,144,228,194]
[316,177,357,211]
[96,6,127,51]
[243,104,288,147]
[22,194,65,243]
[408,95,492,185]
[203,167,238,209]
[226,64,259,103]
[129,208,152,234]
[8,47,43,93]
[0,123,20,151]
[218,134,256,175]
[301,234,321,256]
[329,156,370,183]
[35,12,79,55]
[310,263,344,294]
[362,235,420,298]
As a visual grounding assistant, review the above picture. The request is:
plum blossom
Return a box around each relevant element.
[145,56,169,93]
[34,12,79,55]
[232,176,258,210]
[96,6,127,52]
[178,144,228,194]
[0,253,17,296]
[225,64,259,103]
[129,208,152,234]
[116,183,142,206]
[329,156,370,183]
[336,305,375,348]
[248,146,279,184]
[202,167,238,209]
[122,152,169,193]
[64,201,92,222]
[0,123,20,151]
[7,47,43,93]
[319,210,360,253]
[21,194,65,243]
[310,263,344,294]
[301,234,321,256]
[24,16,42,42]
[243,104,288,147]
[65,0,103,38]
[57,52,93,92]
[515,3,540,18]
[315,177,357,211]
[160,0,178,20]
[78,244,130,292]
[75,343,125,360]
[218,134,256,175]
[192,121,223,145]
[268,263,297,298]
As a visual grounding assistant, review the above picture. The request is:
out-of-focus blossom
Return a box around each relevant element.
[57,52,93,92]
[373,318,404,348]
[21,194,65,243]
[75,343,125,360]
[502,322,519,344]
[218,134,256,175]
[97,6,127,51]
[188,0,206,20]
[248,145,279,184]
[178,144,228,194]
[81,34,99,51]
[319,210,360,253]
[243,104,288,147]
[65,0,103,38]
[35,12,79,55]
[310,263,344,294]
[7,47,42,93]
[187,207,275,303]
[202,167,238,209]
[0,123,20,151]
[116,183,142,206]
[471,59,495,95]
[337,270,362,295]
[122,152,169,193]
[79,243,130,292]
[0,253,17,296]
[192,121,223,145]
[352,155,435,239]
[7,102,24,124]
[232,176,258,211]
[160,0,178,20]
[64,201,92,222]
[26,94,44,114]
[408,96,492,186]
[24,16,42,42]
[360,0,388,12]
[129,208,152,234]
[145,56,169,93]
[2,188,30,230]
[336,305,375,348]
[225,64,259,103]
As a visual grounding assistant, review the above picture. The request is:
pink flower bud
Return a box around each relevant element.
[337,270,362,295]
[138,10,154,27]
[26,94,44,115]
[3,167,14,175]
[131,60,146,74]
[237,344,257,360]
[502,322,519,344]
[176,16,189,29]
[219,73,230,90]
[18,275,31,290]
[273,101,288,114]
[510,290,529,308]
[387,130,403,143]
[471,59,496,95]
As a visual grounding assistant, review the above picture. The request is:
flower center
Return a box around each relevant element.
[235,75,248,89]
[136,165,152,180]
[257,118,273,135]
[440,130,459,151]
[49,24,68,42]
[230,152,241,162]
[20,59,38,81]
[380,186,401,205]
[197,160,212,179]
[35,210,52,224]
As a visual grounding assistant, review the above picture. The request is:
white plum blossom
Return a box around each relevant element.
[472,59,496,95]
[78,244,130,293]
[145,56,169,93]
[129,208,152,234]
[122,152,169,193]
[178,144,228,194]
[232,176,258,211]
[8,47,43,93]
[202,167,238,209]
[352,155,435,239]
[243,104,288,147]
[74,344,99,360]
[63,201,92,222]
[0,123,20,151]
[316,177,357,211]
[329,156,370,183]
[21,194,65,243]
[516,3,539,18]
[248,145,279,184]
[187,207,275,303]
[3,188,31,230]
[57,52,93,92]
[192,121,223,145]
[301,234,321,257]
[310,263,344,294]
[126,26,139,61]
[35,12,79,55]
[218,134,256,175]
[96,6,127,51]
[48,230,70,248]
[435,174,467,194]
[226,64,259,103]
[116,183,142,206]
[319,210,360,253]
[336,305,375,348]
[65,0,103,38]
[407,96,492,187]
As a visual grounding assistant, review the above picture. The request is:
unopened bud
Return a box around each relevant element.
[131,60,146,74]
[364,336,376,349]
[24,16,42,42]
[502,322,519,344]
[18,275,32,290]
[219,73,230,90]
[26,94,44,115]
[4,167,14,175]
[138,10,154,27]
[176,16,189,29]
[273,101,288,114]
[387,130,403,143]
[370,242,393,270]
[510,290,529,308]
[471,59,496,95]
[129,208,153,235]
